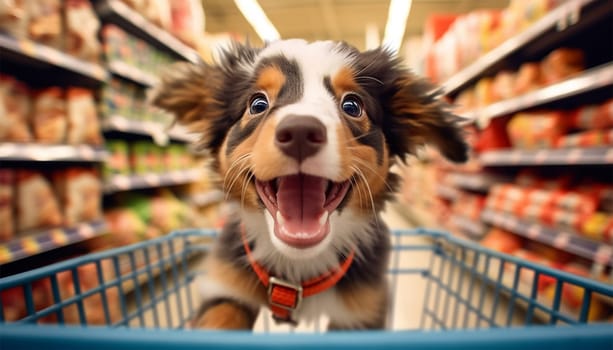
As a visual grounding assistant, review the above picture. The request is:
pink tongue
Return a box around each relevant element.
[277,174,327,234]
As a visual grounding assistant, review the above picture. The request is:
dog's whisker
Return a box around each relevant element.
[224,154,252,200]
[353,167,379,222]
[350,157,396,193]
[355,75,384,86]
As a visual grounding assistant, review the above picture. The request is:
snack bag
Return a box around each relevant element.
[0,169,13,241]
[66,87,102,145]
[0,0,29,38]
[507,111,567,149]
[16,170,63,231]
[65,0,101,62]
[32,87,67,143]
[0,75,32,142]
[54,168,101,226]
[27,0,62,48]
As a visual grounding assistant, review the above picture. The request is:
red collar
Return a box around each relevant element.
[240,226,355,325]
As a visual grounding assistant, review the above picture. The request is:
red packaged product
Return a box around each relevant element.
[541,48,585,85]
[513,62,542,95]
[507,111,568,149]
[556,129,613,148]
[568,101,613,130]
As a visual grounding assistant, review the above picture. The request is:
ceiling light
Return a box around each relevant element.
[234,0,281,42]
[382,0,412,53]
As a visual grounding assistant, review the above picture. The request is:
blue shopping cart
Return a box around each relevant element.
[0,229,611,349]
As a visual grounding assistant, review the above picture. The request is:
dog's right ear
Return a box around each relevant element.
[150,62,225,152]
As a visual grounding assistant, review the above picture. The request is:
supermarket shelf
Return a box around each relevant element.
[469,63,613,124]
[0,220,107,265]
[102,115,196,144]
[442,0,593,96]
[107,60,159,87]
[447,173,510,192]
[190,190,224,207]
[480,147,613,166]
[436,185,459,201]
[0,143,108,162]
[481,209,613,267]
[95,0,200,64]
[104,169,203,194]
[0,34,107,84]
[450,214,487,239]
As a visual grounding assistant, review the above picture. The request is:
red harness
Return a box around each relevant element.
[240,227,355,324]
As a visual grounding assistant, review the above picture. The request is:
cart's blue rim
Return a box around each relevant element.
[0,323,611,350]
[1,228,612,297]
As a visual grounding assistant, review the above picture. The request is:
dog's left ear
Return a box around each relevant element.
[384,71,469,163]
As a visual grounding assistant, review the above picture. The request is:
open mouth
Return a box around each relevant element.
[255,174,350,249]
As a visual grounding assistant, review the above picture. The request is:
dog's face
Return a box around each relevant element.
[153,39,467,261]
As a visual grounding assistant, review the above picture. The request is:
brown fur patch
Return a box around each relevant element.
[334,283,387,328]
[192,302,255,330]
[337,124,390,214]
[206,256,267,303]
[331,67,360,97]
[256,66,286,100]
[250,118,290,181]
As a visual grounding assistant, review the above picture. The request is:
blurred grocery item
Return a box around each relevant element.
[16,170,63,231]
[0,75,32,142]
[66,87,102,145]
[53,168,102,226]
[507,111,567,149]
[32,87,67,144]
[65,0,101,62]
[0,169,13,241]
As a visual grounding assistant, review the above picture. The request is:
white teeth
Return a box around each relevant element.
[318,211,329,226]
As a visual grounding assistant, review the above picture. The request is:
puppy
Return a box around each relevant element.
[152,39,468,330]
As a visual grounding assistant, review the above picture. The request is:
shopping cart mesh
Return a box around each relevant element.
[0,229,611,337]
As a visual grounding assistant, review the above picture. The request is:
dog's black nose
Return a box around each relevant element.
[275,115,327,162]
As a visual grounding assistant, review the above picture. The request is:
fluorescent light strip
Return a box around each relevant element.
[365,23,380,50]
[234,0,281,42]
[382,0,412,53]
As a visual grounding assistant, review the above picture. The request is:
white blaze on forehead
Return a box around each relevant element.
[256,40,355,180]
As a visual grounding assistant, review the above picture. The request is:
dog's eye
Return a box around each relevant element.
[341,95,363,118]
[249,94,269,115]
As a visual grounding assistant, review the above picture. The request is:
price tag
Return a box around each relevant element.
[567,149,582,164]
[511,151,522,163]
[44,48,63,65]
[527,225,540,239]
[92,66,107,81]
[605,148,613,163]
[22,237,40,254]
[553,232,570,249]
[144,173,160,185]
[19,40,36,56]
[50,229,68,245]
[79,146,95,160]
[534,150,547,164]
[79,224,95,238]
[594,246,613,266]
[114,175,131,189]
[0,245,11,264]
[169,171,184,183]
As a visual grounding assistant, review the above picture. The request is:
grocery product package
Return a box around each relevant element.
[0,0,29,38]
[27,0,63,48]
[53,168,101,226]
[0,75,32,142]
[507,111,568,149]
[65,0,101,62]
[66,87,102,145]
[32,87,67,143]
[541,48,585,85]
[0,169,13,241]
[104,139,130,178]
[169,0,204,47]
[16,170,63,231]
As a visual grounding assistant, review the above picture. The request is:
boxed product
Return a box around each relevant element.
[16,170,63,231]
[27,0,63,48]
[104,139,130,178]
[32,87,67,143]
[556,129,613,148]
[64,0,101,62]
[0,169,13,241]
[53,168,101,226]
[0,75,32,142]
[507,111,567,149]
[66,87,102,145]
